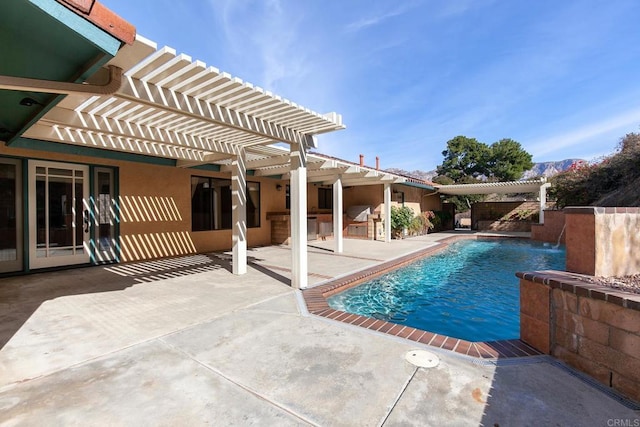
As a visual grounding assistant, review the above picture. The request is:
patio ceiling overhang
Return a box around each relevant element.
[19,35,346,160]
[434,178,550,195]
[0,0,134,144]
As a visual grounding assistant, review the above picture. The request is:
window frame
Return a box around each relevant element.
[191,176,261,231]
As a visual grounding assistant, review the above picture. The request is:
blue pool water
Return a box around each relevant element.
[327,239,565,342]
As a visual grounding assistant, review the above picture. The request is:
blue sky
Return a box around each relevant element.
[102,0,640,171]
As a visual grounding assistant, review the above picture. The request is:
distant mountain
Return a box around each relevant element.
[521,159,583,179]
[385,159,582,182]
[385,168,438,181]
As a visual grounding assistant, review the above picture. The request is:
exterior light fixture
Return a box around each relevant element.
[19,97,43,107]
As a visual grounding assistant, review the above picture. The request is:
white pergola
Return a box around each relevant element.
[434,178,552,223]
[16,35,410,289]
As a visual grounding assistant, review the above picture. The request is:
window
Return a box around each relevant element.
[285,184,290,210]
[318,187,333,209]
[392,190,405,205]
[191,176,260,231]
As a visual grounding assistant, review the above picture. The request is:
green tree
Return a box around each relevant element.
[434,135,534,212]
[436,135,533,182]
[486,138,534,181]
[436,136,490,181]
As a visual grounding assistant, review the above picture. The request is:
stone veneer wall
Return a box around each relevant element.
[565,207,640,277]
[531,210,566,244]
[518,271,640,403]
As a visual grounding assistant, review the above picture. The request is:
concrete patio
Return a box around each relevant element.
[1,232,638,426]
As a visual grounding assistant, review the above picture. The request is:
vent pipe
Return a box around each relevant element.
[376,156,380,170]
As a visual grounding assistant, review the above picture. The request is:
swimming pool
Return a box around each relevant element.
[327,239,565,342]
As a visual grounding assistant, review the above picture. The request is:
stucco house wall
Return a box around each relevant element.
[0,144,286,263]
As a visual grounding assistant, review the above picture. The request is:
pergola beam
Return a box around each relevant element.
[202,152,236,162]
[24,123,207,162]
[254,160,345,177]
[239,154,291,170]
[119,76,316,148]
[40,108,242,156]
[253,165,292,177]
[219,154,290,172]
[176,159,205,168]
[318,174,403,186]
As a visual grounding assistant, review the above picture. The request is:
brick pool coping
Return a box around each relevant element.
[302,234,543,359]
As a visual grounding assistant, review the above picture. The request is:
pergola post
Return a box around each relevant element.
[290,143,308,289]
[231,148,247,274]
[539,182,550,224]
[384,183,391,242]
[333,175,343,253]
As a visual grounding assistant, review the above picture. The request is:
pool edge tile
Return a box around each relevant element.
[303,235,545,360]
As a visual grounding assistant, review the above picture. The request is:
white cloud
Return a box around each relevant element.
[529,108,640,157]
[432,0,488,19]
[344,4,414,33]
[194,0,358,144]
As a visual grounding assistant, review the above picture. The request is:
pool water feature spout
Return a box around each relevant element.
[553,224,566,249]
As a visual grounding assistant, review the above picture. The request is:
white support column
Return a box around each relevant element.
[333,175,343,253]
[539,183,550,224]
[231,149,247,275]
[384,183,391,242]
[290,143,308,289]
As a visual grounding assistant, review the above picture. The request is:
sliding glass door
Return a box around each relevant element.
[0,159,22,273]
[29,160,90,269]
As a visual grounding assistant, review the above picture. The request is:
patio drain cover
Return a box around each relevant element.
[405,350,439,368]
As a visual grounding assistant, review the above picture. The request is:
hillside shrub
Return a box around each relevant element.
[550,133,640,208]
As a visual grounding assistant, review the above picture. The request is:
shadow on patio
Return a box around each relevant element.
[0,252,289,350]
